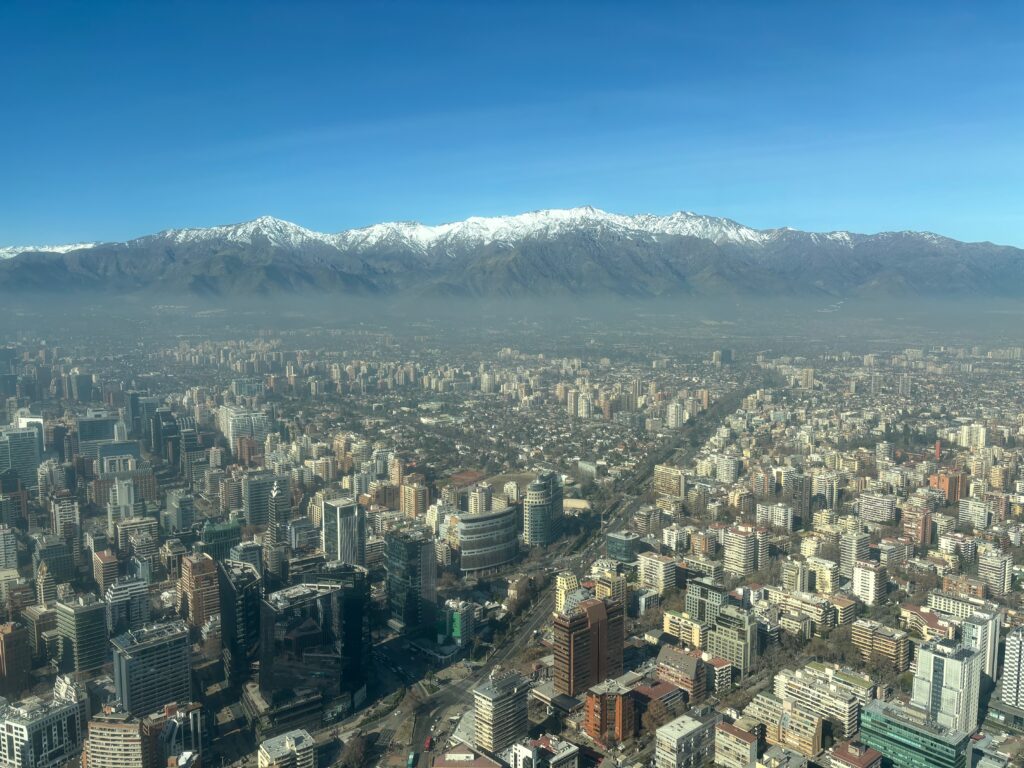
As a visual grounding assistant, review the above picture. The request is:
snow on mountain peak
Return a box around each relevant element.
[0,243,97,259]
[2,207,871,259]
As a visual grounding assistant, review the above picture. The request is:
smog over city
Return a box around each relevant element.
[1,4,1023,768]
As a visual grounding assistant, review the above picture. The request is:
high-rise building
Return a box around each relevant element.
[583,679,635,745]
[112,621,192,717]
[961,610,999,683]
[839,532,869,579]
[258,728,316,768]
[714,722,757,768]
[448,504,519,574]
[93,549,119,595]
[242,472,284,527]
[977,547,1012,596]
[851,619,910,671]
[0,525,16,571]
[858,493,897,525]
[321,497,365,566]
[605,530,640,562]
[139,702,204,768]
[229,540,264,574]
[860,701,969,768]
[852,561,887,606]
[684,578,726,624]
[467,483,493,515]
[473,668,529,753]
[523,471,562,546]
[260,569,371,718]
[773,662,874,740]
[385,527,436,632]
[0,695,84,767]
[196,520,242,561]
[707,604,757,676]
[552,598,624,696]
[104,577,150,635]
[82,707,145,768]
[0,427,42,490]
[723,527,757,577]
[0,623,30,698]
[555,572,580,614]
[910,640,981,732]
[178,553,220,631]
[218,559,262,687]
[639,552,677,595]
[56,595,108,674]
[654,707,723,768]
[263,480,291,578]
[400,482,428,518]
[1001,626,1024,709]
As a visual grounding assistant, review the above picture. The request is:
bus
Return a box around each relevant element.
[424,736,433,751]
[407,753,417,768]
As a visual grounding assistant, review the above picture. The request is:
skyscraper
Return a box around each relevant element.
[385,527,436,632]
[552,597,624,696]
[112,621,192,717]
[523,470,563,546]
[0,623,30,698]
[910,640,982,732]
[219,559,262,688]
[0,427,41,490]
[259,582,363,724]
[321,497,365,566]
[56,595,108,675]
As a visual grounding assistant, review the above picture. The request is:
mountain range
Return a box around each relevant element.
[2,207,1022,297]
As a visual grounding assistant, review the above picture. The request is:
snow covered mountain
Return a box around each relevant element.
[0,242,97,259]
[0,207,1019,297]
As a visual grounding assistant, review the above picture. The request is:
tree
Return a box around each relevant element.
[339,735,367,768]
[641,699,672,734]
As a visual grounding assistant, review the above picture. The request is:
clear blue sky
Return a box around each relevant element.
[2,1,1023,245]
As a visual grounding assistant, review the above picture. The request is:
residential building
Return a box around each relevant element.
[655,706,723,768]
[584,679,634,745]
[177,553,220,631]
[258,728,316,768]
[1001,626,1024,709]
[715,722,757,768]
[640,552,677,595]
[112,621,191,717]
[851,619,910,671]
[473,669,529,753]
[910,641,981,733]
[852,562,887,606]
[82,707,145,768]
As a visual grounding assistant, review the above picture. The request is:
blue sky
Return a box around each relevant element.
[2,1,1023,245]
